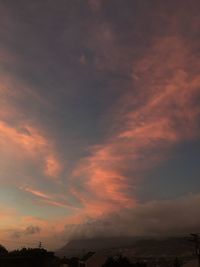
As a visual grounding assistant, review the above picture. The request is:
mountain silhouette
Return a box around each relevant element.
[56,236,193,257]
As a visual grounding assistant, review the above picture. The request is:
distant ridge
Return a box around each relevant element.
[56,237,138,256]
[56,236,193,257]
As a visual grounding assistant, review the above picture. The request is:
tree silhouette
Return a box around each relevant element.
[102,255,147,267]
[0,244,8,256]
[103,255,131,267]
[102,256,116,267]
[173,257,181,267]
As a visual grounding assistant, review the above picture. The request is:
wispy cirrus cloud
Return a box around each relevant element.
[72,34,200,218]
[21,187,53,200]
[20,187,71,208]
[44,154,63,180]
[0,0,199,250]
[0,120,62,181]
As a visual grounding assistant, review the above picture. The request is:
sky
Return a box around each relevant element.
[0,0,200,250]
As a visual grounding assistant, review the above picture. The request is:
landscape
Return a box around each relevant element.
[0,0,200,266]
[0,236,198,266]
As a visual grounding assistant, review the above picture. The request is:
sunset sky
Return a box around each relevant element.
[0,0,200,250]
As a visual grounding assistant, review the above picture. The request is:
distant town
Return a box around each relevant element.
[0,235,199,267]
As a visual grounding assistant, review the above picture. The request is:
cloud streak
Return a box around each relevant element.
[21,187,75,209]
[0,0,199,249]
[72,34,200,217]
[0,118,62,182]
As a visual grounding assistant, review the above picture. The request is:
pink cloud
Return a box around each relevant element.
[44,154,63,180]
[20,186,76,210]
[72,36,200,219]
[0,70,62,181]
[42,199,75,209]
[22,187,53,200]
[0,2,199,248]
[0,120,62,181]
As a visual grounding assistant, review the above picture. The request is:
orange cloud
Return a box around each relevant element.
[0,67,61,180]
[0,2,199,248]
[22,187,53,200]
[0,120,62,180]
[72,36,200,218]
[42,199,74,209]
[21,186,75,210]
[0,122,46,155]
[44,154,62,180]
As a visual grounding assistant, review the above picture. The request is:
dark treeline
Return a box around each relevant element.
[0,244,183,267]
[0,244,59,267]
[102,256,147,267]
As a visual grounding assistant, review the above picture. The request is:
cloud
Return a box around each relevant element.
[11,225,41,239]
[25,225,41,235]
[21,187,75,210]
[72,34,200,217]
[22,187,53,200]
[44,154,63,180]
[62,193,200,241]
[0,120,62,182]
[42,199,75,209]
[0,59,62,182]
[0,0,199,250]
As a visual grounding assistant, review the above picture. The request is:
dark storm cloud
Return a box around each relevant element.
[11,225,41,239]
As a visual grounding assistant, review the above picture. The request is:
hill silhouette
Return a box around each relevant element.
[56,236,193,257]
